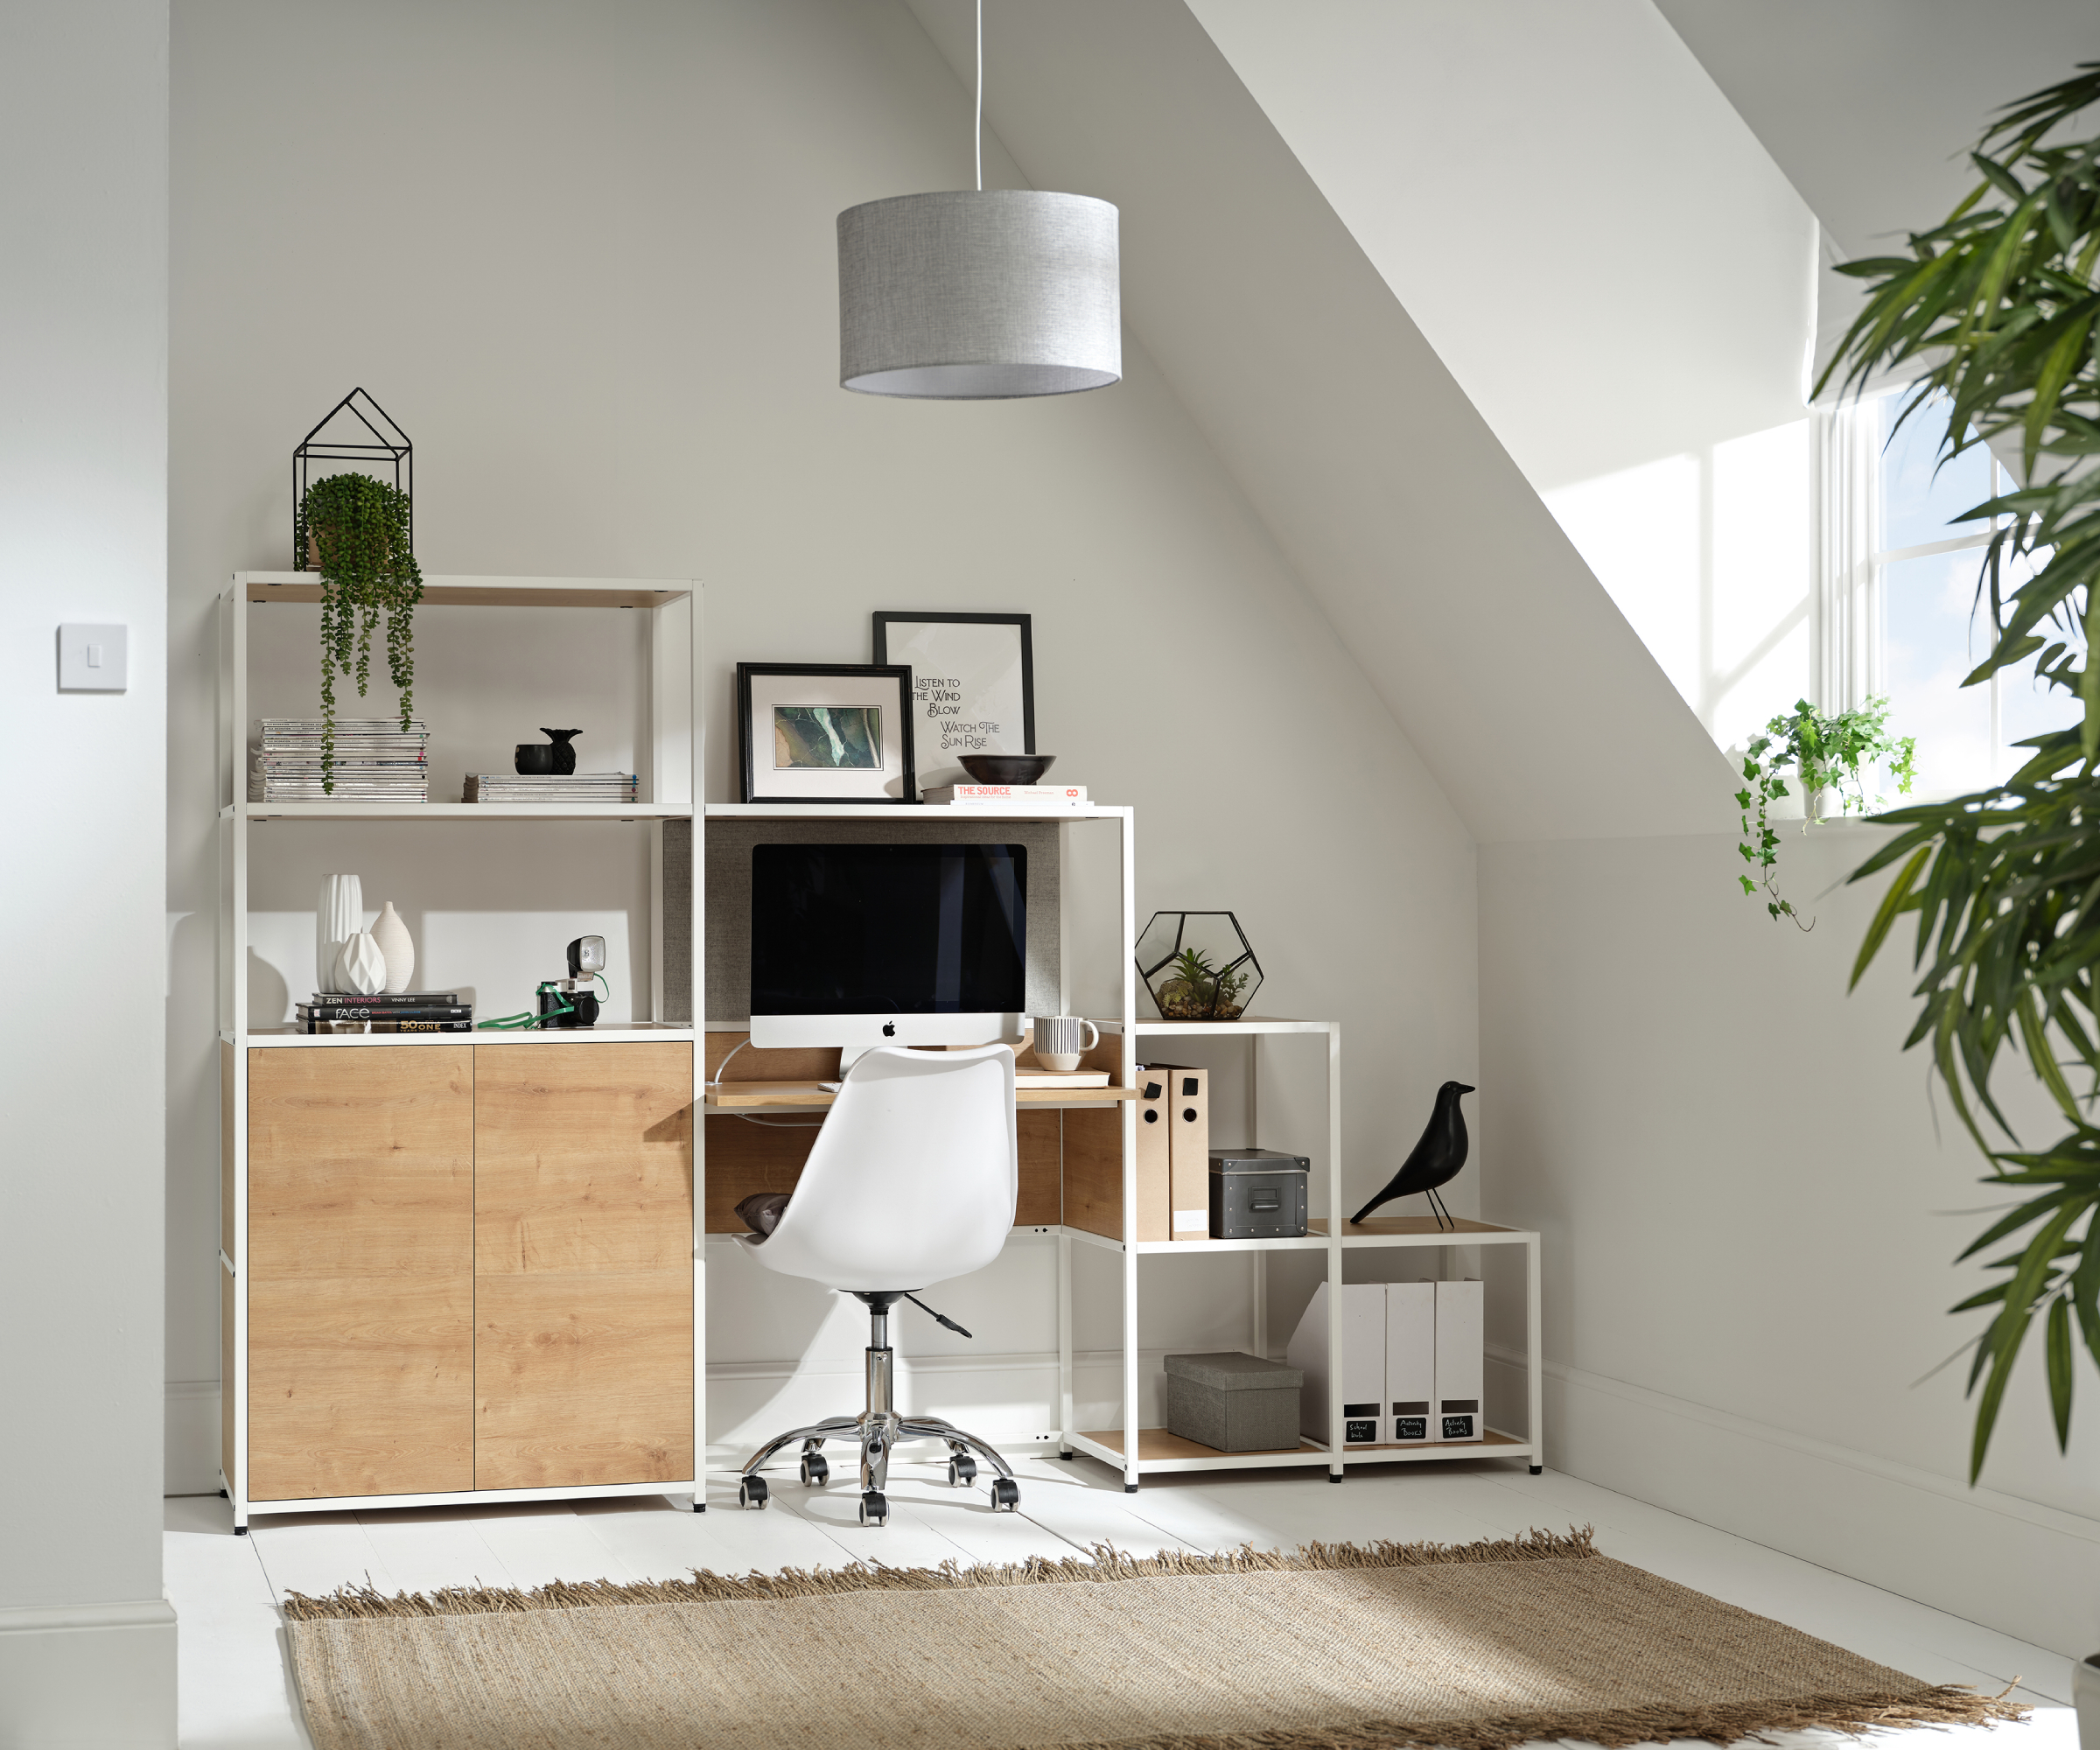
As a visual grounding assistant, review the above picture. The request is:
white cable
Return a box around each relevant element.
[975,0,983,192]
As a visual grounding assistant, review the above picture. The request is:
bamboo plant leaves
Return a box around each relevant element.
[1828,63,2100,1479]
[299,472,423,793]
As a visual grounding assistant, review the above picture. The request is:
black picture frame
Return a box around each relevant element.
[735,662,917,805]
[872,612,1035,793]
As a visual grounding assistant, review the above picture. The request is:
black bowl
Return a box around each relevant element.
[960,753,1057,784]
[514,744,556,775]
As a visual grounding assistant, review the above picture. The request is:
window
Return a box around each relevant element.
[1814,385,2078,799]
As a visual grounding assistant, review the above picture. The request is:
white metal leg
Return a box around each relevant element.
[1057,1229,1074,1453]
[1526,1232,1544,1473]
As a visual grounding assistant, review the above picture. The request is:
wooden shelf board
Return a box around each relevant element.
[1079,1429,1330,1463]
[239,1026,696,1047]
[1312,1215,1524,1239]
[228,802,690,821]
[1077,1428,1530,1464]
[704,802,1130,822]
[1098,1017,1337,1037]
[704,1080,1136,1110]
[242,573,689,609]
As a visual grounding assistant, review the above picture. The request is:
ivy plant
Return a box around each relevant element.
[1820,63,2100,1477]
[297,472,423,792]
[1736,697,1918,928]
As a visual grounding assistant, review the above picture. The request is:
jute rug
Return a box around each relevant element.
[281,1528,2023,1750]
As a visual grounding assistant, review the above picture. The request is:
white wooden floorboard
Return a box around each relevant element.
[458,1502,649,1588]
[568,1484,864,1580]
[1000,1458,1216,1558]
[349,1506,521,1596]
[244,1511,402,1604]
[164,1501,313,1750]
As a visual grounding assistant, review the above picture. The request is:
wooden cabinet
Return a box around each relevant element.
[472,1042,694,1488]
[230,1038,694,1510]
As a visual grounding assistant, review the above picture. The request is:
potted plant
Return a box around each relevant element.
[1821,63,2100,1484]
[1735,696,1917,928]
[297,472,423,793]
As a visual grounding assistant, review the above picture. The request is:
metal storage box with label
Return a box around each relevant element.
[1207,1148,1310,1238]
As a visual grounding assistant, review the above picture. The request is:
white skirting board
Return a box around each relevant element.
[0,1600,178,1749]
[1485,1345,2100,1658]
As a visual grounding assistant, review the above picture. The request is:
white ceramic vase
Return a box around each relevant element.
[316,874,363,994]
[371,900,414,994]
[335,932,388,997]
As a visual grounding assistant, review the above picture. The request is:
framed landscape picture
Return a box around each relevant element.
[872,612,1034,796]
[735,662,915,804]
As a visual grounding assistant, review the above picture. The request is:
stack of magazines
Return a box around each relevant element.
[250,718,430,802]
[463,773,639,804]
[298,991,472,1033]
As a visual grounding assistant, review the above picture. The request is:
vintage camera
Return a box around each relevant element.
[537,934,606,1028]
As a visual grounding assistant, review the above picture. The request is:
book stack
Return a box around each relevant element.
[298,991,472,1034]
[920,782,1088,808]
[250,719,430,802]
[463,773,640,805]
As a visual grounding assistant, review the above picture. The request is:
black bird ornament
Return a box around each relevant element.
[1349,1081,1474,1230]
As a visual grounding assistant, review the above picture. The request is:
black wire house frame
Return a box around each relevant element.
[292,388,412,568]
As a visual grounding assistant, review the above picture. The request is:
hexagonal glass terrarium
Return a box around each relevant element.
[1136,911,1263,1021]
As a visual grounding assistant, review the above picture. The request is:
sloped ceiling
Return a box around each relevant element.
[1654,0,2096,259]
[906,0,1734,843]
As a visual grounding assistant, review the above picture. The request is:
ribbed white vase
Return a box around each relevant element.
[335,932,388,997]
[316,874,363,995]
[371,900,414,995]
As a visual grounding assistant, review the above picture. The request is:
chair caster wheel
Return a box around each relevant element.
[859,1489,888,1525]
[990,1477,1020,1511]
[738,1476,769,1509]
[948,1455,977,1487]
[801,1452,830,1487]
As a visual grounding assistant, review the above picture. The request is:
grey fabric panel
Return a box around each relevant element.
[838,190,1120,389]
[705,818,1060,1026]
[662,817,691,1025]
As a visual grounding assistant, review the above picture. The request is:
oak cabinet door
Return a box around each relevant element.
[472,1042,695,1488]
[247,1046,475,1501]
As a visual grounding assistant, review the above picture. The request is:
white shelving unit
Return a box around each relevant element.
[215,572,704,1526]
[1060,1018,1543,1488]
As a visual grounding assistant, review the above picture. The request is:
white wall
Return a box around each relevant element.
[0,4,178,1743]
[167,0,1478,1477]
[1481,825,2100,1656]
[1186,0,1821,750]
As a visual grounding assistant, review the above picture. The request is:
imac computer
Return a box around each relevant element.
[748,842,1026,1057]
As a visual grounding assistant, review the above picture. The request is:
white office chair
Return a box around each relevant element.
[734,1042,1021,1525]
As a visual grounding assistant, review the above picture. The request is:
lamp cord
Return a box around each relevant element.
[974,0,983,192]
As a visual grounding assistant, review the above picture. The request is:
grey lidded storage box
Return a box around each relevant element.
[1208,1148,1310,1238]
[1164,1351,1305,1452]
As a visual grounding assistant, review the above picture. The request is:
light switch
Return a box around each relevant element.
[58,623,128,691]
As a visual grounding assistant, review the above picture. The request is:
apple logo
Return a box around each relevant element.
[882,1022,896,1037]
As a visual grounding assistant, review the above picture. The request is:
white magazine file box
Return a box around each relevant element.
[1434,1278,1486,1442]
[1384,1280,1437,1443]
[1286,1281,1385,1447]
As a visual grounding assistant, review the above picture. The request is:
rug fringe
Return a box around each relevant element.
[1036,1683,2029,1749]
[279,1526,1596,1620]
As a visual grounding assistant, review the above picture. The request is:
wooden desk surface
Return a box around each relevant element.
[703,1080,1138,1110]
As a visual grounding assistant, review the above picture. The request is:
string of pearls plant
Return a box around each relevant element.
[297,472,423,793]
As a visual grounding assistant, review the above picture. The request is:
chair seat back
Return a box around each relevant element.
[746,1044,1017,1292]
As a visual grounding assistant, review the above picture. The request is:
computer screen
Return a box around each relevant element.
[748,843,1026,1050]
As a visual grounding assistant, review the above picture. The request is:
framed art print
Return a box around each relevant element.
[735,662,915,804]
[872,612,1034,796]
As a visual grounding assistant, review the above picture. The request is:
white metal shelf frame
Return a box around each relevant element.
[1059,1017,1544,1487]
[215,571,705,1530]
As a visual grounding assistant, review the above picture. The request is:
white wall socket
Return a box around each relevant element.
[58,623,128,691]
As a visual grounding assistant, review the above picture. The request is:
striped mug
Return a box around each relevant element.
[1032,1015,1101,1074]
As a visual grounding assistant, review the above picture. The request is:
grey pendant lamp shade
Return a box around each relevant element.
[837,189,1121,398]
